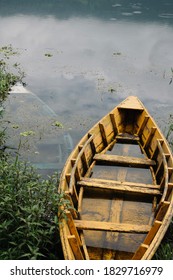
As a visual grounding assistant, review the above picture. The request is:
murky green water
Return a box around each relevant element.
[1,0,173,174]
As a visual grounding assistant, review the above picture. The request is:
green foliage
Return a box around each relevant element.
[166,115,173,151]
[52,121,64,128]
[154,243,173,260]
[0,45,19,58]
[0,43,72,260]
[160,243,173,259]
[0,45,25,103]
[169,67,173,85]
[44,53,53,57]
[0,157,70,259]
[20,130,35,137]
[0,61,20,102]
[0,127,6,147]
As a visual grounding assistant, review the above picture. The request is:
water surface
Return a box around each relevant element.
[1,0,173,173]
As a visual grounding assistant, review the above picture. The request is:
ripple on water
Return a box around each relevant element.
[159,13,173,19]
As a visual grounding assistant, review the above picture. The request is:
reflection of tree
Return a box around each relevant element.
[0,0,173,24]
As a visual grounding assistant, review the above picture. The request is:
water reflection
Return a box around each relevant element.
[1,0,173,25]
[1,1,173,174]
[1,15,173,103]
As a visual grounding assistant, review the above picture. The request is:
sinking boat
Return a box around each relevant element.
[59,96,173,260]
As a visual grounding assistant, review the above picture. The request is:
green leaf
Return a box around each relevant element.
[52,121,63,128]
[44,53,53,57]
[20,131,35,137]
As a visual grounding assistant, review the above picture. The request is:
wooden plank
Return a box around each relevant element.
[80,232,90,260]
[155,160,163,178]
[168,167,173,177]
[88,133,96,154]
[109,113,118,134]
[78,187,84,213]
[66,211,81,246]
[69,134,94,196]
[74,220,151,233]
[94,154,156,168]
[64,191,78,219]
[132,244,149,260]
[81,151,89,170]
[143,220,162,246]
[137,115,149,136]
[79,177,160,189]
[157,140,169,204]
[104,142,130,248]
[102,139,117,154]
[155,201,170,221]
[143,127,156,149]
[117,96,144,110]
[116,134,140,144]
[166,182,173,200]
[78,177,161,196]
[151,139,163,160]
[99,123,108,146]
[68,235,84,260]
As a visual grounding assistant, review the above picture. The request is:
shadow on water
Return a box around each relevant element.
[1,0,173,175]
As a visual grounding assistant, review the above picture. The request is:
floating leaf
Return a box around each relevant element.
[113,52,122,56]
[53,121,63,128]
[20,131,35,137]
[44,53,53,57]
[12,124,19,129]
[108,87,116,93]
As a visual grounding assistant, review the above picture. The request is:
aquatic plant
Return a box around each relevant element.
[44,53,53,57]
[0,45,25,103]
[113,52,122,56]
[52,121,64,128]
[165,116,173,151]
[169,68,173,85]
[20,130,35,137]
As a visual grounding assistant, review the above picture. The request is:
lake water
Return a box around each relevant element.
[1,0,173,174]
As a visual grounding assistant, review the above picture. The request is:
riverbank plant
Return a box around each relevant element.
[0,44,68,259]
[166,115,173,151]
[0,156,71,259]
[0,45,25,103]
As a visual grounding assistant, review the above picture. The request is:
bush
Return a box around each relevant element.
[0,45,25,103]
[0,157,69,259]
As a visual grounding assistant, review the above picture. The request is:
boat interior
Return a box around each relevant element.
[60,97,173,260]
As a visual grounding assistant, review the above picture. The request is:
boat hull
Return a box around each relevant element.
[59,96,173,260]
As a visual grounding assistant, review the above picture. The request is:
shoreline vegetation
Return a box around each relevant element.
[0,45,173,259]
[0,45,70,260]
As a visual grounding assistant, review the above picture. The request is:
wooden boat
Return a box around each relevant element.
[59,96,173,260]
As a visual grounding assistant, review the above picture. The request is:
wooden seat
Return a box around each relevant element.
[94,154,156,168]
[78,177,161,196]
[116,134,140,144]
[74,220,151,233]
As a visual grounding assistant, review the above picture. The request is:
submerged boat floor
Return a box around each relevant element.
[79,142,155,260]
